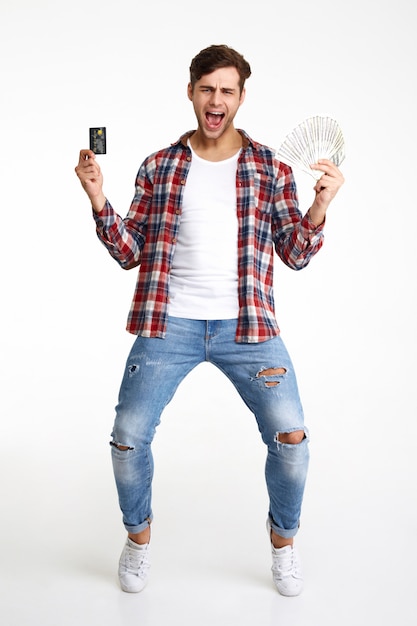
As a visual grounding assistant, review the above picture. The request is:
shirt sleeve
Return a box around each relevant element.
[92,162,152,269]
[272,165,325,270]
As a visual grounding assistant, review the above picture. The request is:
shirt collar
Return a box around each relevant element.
[174,129,256,151]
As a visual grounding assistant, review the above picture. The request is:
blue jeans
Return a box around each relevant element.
[110,317,309,539]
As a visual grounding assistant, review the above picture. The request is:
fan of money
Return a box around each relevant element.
[276,116,345,180]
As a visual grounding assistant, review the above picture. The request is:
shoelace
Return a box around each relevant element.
[271,547,301,579]
[124,545,150,577]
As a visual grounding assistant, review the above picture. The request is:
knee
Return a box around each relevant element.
[110,440,134,451]
[277,430,306,445]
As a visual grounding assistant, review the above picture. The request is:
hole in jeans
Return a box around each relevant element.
[257,367,287,387]
[110,441,134,451]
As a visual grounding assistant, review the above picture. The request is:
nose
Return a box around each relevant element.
[209,87,222,106]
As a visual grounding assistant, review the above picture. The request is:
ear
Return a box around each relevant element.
[239,87,246,106]
[187,82,193,101]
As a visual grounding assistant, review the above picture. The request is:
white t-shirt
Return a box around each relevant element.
[168,144,240,319]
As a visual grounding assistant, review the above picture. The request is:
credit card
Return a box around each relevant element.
[89,127,106,154]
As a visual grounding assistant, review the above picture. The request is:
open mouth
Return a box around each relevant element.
[206,111,225,129]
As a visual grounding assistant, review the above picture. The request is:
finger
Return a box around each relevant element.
[79,149,96,163]
[319,160,344,176]
[77,159,101,180]
[311,160,332,174]
[313,170,333,188]
[310,165,326,179]
[84,161,101,175]
[314,179,325,193]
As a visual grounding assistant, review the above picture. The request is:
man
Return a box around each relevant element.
[75,44,344,596]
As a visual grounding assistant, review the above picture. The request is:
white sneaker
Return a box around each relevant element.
[267,520,303,596]
[118,538,150,593]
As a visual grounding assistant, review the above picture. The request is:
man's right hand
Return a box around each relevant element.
[75,149,106,214]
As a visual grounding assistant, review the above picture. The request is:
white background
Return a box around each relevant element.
[1,0,416,624]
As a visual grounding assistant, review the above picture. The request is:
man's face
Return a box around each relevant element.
[187,67,245,140]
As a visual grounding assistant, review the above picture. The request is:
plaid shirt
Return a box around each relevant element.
[94,129,324,343]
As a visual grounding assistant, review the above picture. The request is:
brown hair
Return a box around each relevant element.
[189,44,251,93]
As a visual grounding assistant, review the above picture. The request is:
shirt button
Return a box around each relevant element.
[175,209,181,215]
[180,179,185,185]
[172,237,177,244]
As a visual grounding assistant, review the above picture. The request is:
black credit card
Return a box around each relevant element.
[89,127,106,154]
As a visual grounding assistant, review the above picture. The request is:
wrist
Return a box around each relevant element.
[308,204,326,227]
[91,193,107,214]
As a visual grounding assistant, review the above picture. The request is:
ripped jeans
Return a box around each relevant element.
[110,317,309,539]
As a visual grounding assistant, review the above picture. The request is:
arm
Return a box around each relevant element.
[308,158,345,226]
[75,149,107,214]
[273,159,344,269]
[75,149,149,269]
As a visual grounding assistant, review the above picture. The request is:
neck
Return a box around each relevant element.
[190,128,242,162]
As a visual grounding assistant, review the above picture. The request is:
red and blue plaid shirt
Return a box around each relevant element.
[94,130,324,343]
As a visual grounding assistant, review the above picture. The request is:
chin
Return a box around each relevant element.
[203,123,227,139]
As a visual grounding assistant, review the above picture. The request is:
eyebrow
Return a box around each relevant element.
[199,84,237,92]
